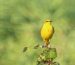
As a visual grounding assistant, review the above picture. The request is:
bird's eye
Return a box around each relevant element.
[50,21,52,22]
[46,21,49,22]
[46,21,50,22]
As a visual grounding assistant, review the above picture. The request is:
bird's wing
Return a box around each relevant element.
[49,26,55,39]
[52,26,55,34]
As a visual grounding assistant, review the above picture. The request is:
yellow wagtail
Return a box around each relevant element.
[41,19,54,47]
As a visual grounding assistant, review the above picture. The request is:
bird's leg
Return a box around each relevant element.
[42,40,50,48]
[48,41,51,48]
[45,40,50,48]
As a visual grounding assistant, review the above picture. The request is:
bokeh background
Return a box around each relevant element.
[0,0,75,65]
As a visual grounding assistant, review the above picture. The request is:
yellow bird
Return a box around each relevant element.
[41,19,54,47]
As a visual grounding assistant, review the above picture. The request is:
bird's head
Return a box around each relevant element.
[45,19,52,24]
[45,19,52,22]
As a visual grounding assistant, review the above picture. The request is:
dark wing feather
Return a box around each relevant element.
[49,26,55,39]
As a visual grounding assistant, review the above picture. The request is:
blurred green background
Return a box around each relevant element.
[0,0,75,65]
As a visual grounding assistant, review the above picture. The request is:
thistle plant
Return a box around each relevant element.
[36,45,60,65]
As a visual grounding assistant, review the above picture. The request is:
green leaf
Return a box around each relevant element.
[49,48,57,59]
[42,48,57,60]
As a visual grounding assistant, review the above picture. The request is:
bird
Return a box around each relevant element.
[40,19,54,47]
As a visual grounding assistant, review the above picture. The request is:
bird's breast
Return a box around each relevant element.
[41,23,53,40]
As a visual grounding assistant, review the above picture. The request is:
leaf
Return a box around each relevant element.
[42,48,57,60]
[23,47,28,52]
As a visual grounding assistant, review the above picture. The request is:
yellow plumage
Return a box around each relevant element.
[41,19,54,46]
